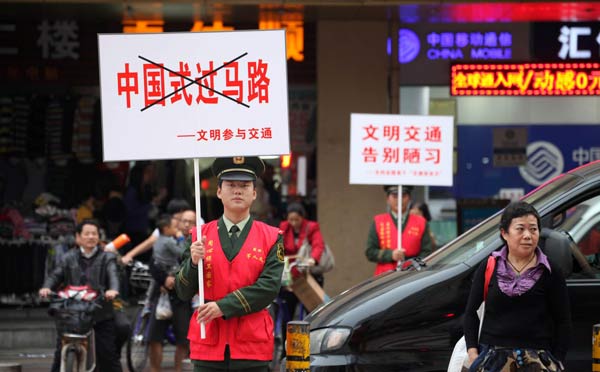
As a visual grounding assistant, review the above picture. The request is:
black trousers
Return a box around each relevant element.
[51,318,123,372]
[113,310,132,356]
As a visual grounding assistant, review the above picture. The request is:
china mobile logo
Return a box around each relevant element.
[398,29,420,64]
[519,141,564,186]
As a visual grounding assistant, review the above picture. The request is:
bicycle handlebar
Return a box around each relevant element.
[127,259,149,268]
[47,292,105,312]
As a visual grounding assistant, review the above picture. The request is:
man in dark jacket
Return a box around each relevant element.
[39,219,123,372]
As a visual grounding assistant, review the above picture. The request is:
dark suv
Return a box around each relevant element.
[303,160,600,371]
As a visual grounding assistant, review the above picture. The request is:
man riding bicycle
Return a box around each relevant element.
[39,219,123,372]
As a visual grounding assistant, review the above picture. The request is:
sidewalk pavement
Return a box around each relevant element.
[0,345,192,372]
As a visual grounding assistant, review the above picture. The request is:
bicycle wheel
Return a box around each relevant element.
[127,307,150,372]
[64,348,78,372]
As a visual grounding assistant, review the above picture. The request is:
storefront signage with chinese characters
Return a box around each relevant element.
[493,127,527,167]
[531,22,600,61]
[37,19,80,60]
[401,29,514,63]
[258,5,304,62]
[394,23,530,86]
[349,114,454,186]
[98,30,289,161]
[455,124,600,198]
[420,31,512,60]
[451,63,600,96]
[0,17,123,85]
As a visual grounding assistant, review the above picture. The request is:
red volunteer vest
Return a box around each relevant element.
[373,213,426,276]
[188,219,280,361]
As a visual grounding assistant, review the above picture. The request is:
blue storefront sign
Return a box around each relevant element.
[394,24,530,85]
[396,28,514,64]
[451,125,600,198]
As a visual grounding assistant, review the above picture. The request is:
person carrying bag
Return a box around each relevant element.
[280,202,334,282]
[297,224,335,276]
[155,291,173,320]
[461,201,571,372]
[447,256,495,372]
[278,202,332,317]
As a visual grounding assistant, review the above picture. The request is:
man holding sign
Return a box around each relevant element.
[365,185,433,276]
[175,156,284,372]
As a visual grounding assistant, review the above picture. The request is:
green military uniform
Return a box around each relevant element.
[175,156,284,371]
[365,210,433,264]
[176,217,283,370]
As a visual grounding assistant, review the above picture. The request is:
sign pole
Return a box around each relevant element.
[193,158,206,339]
[397,184,403,269]
[98,31,291,341]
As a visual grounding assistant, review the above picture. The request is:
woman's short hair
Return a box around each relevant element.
[286,202,306,218]
[499,201,541,240]
[413,202,432,221]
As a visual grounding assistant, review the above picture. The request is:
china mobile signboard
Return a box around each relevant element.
[454,124,600,198]
[395,23,530,85]
[98,30,290,161]
[349,114,454,187]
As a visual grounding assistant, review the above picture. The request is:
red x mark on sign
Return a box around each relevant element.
[138,52,250,112]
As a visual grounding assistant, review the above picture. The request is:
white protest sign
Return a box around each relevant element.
[98,29,290,161]
[349,113,454,186]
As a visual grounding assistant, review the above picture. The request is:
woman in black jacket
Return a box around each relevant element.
[463,201,571,372]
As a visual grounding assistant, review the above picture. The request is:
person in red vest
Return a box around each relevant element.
[278,202,325,313]
[365,185,433,276]
[280,202,325,279]
[175,156,285,372]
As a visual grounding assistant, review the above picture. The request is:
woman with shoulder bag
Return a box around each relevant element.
[463,201,572,372]
[278,202,325,313]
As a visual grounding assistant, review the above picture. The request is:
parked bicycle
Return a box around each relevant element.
[126,260,177,372]
[126,260,152,372]
[48,285,102,372]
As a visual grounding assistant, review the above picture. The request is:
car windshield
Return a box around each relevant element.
[425,173,581,267]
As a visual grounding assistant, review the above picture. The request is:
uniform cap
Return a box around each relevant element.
[212,156,265,181]
[383,185,413,195]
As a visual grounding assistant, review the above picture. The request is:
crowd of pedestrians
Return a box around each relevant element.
[38,156,483,372]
